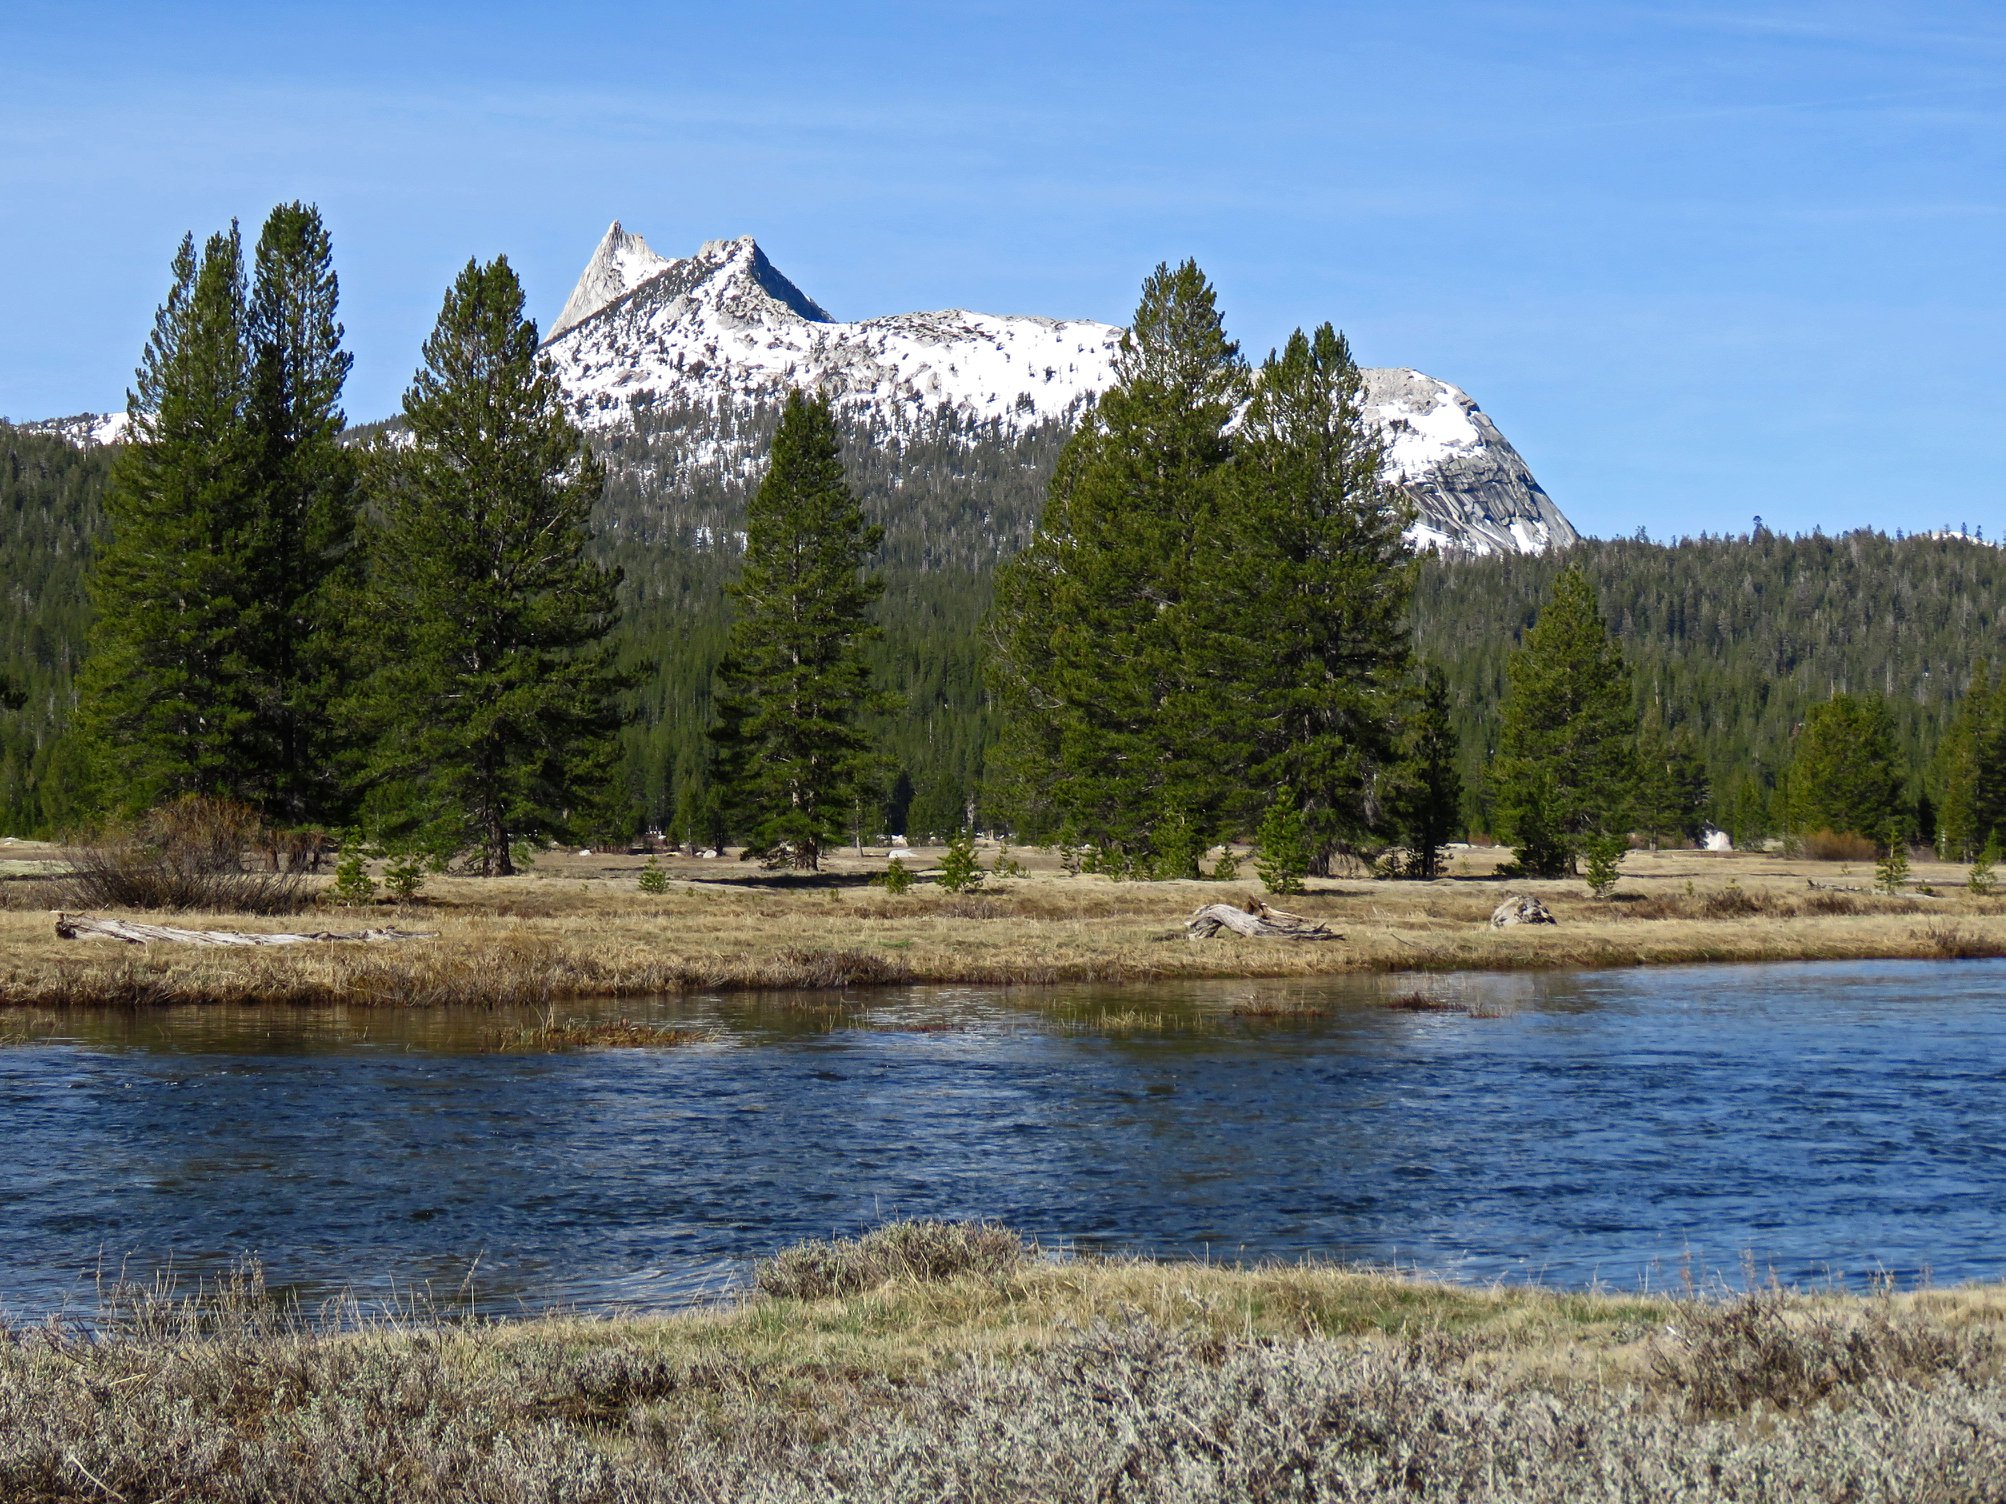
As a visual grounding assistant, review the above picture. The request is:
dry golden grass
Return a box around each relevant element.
[2,839,2004,1009]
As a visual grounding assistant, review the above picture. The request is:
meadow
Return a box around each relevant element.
[4,839,2004,1009]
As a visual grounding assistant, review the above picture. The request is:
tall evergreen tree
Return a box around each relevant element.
[242,202,358,826]
[711,391,886,869]
[1492,565,1636,876]
[1635,707,1711,848]
[351,257,623,875]
[1387,664,1463,878]
[1786,692,1905,843]
[75,225,260,814]
[1936,667,2006,858]
[989,260,1243,863]
[1211,323,1413,871]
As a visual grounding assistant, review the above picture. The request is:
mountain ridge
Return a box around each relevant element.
[543,224,1577,556]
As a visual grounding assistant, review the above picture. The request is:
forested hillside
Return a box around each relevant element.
[1413,532,2006,841]
[0,424,107,832]
[6,415,2001,843]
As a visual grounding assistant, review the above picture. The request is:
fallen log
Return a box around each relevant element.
[1186,900,1340,941]
[54,913,437,947]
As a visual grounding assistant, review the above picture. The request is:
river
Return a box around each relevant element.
[3,958,2003,1317]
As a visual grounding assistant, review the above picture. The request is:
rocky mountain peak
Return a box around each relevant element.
[550,221,673,339]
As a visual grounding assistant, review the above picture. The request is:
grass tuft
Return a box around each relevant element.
[753,1219,1033,1299]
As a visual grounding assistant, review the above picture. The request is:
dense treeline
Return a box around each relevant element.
[1413,531,2006,842]
[594,394,1069,841]
[11,418,2005,849]
[0,425,107,832]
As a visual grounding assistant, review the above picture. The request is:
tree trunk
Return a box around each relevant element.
[57,914,435,946]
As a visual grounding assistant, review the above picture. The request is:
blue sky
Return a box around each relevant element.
[3,0,2001,541]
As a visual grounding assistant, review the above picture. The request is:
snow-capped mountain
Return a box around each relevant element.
[543,223,1578,556]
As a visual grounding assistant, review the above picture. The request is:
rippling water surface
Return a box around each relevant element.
[4,958,2006,1316]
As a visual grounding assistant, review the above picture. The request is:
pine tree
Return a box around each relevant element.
[1492,566,1636,876]
[350,257,623,875]
[1255,787,1310,896]
[1970,837,1999,895]
[1635,708,1710,848]
[1787,693,1904,842]
[1210,323,1413,871]
[1936,667,2006,859]
[935,829,986,893]
[1875,825,1911,893]
[1387,664,1462,878]
[242,202,358,826]
[75,225,261,814]
[711,391,885,869]
[989,261,1243,862]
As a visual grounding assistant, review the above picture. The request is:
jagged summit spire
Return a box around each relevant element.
[548,224,835,342]
[550,221,671,338]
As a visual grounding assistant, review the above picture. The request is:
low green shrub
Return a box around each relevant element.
[936,832,985,894]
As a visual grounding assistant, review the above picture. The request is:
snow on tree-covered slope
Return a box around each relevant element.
[14,411,129,446]
[543,227,1576,557]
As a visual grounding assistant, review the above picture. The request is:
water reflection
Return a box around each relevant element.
[3,959,2006,1317]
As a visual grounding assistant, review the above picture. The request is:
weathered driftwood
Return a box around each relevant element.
[1489,894,1556,928]
[54,913,437,947]
[1186,900,1340,941]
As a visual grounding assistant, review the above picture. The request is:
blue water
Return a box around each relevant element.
[3,958,2005,1316]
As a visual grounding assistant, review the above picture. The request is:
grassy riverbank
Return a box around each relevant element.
[4,841,2005,1009]
[4,1222,2005,1501]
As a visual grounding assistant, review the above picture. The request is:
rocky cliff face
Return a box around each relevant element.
[1362,367,1576,555]
[543,224,1576,557]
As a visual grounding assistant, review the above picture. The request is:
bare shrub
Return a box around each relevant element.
[1800,828,1880,862]
[59,796,309,914]
[1652,1287,1993,1418]
[1697,882,1772,918]
[1923,922,2006,959]
[754,1219,1032,1299]
[1800,888,1870,916]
